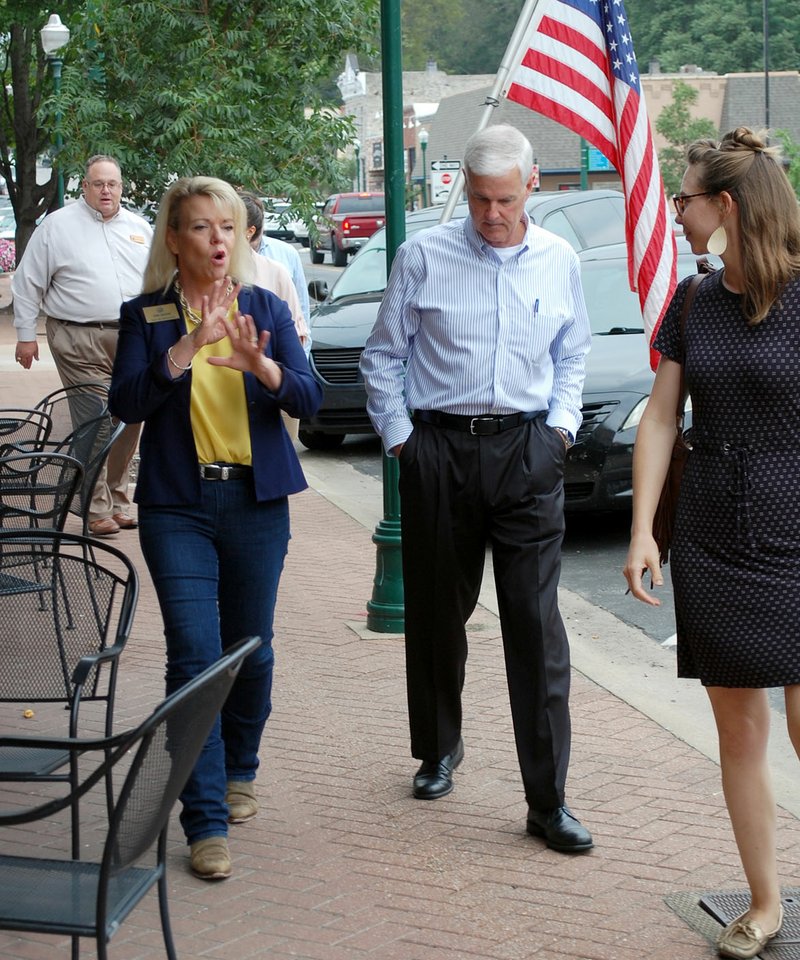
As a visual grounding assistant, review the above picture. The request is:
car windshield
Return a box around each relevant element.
[336,195,385,214]
[328,235,389,300]
[580,260,644,335]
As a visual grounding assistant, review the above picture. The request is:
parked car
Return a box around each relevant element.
[310,192,386,266]
[260,198,304,241]
[300,190,627,448]
[300,191,712,512]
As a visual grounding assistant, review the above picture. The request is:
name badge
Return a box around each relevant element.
[130,234,147,244]
[143,304,180,323]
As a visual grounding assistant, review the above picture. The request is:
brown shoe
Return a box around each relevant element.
[88,517,120,537]
[225,781,258,823]
[112,512,138,529]
[189,837,231,880]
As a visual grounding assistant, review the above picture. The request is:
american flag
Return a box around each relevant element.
[504,0,676,367]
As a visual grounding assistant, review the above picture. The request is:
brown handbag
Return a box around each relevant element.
[651,272,705,565]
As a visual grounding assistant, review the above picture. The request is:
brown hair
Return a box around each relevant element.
[687,127,800,324]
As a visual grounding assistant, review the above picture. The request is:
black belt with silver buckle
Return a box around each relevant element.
[413,410,540,436]
[199,462,252,481]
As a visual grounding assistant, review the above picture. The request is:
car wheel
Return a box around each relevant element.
[310,245,324,265]
[332,237,348,267]
[298,430,346,451]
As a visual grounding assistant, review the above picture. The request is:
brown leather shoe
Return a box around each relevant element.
[88,517,120,537]
[112,513,138,529]
[190,837,231,880]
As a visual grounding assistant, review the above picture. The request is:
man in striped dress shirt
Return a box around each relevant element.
[361,124,594,853]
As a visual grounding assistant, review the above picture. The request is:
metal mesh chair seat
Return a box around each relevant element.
[0,857,156,938]
[0,744,71,778]
[0,637,261,960]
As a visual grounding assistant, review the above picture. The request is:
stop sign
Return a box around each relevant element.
[441,173,452,185]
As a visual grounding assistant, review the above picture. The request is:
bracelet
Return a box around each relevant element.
[167,345,192,371]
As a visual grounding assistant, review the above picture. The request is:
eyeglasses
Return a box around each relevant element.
[671,192,711,216]
[88,180,122,192]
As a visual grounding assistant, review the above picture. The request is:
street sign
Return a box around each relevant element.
[430,160,461,171]
[431,159,461,204]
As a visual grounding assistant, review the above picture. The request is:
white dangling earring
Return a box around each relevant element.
[707,224,728,256]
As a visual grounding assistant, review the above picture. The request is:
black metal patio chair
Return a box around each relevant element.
[0,407,52,456]
[0,636,260,960]
[0,450,84,531]
[0,530,139,860]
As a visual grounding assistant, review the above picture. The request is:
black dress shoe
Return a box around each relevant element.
[526,805,593,853]
[412,738,464,799]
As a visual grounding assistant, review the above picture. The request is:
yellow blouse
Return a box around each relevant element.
[185,303,252,466]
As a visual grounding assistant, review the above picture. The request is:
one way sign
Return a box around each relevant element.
[430,159,461,204]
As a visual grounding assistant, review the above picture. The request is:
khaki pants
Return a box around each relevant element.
[46,317,141,522]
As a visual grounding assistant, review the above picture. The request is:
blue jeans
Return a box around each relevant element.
[139,477,289,844]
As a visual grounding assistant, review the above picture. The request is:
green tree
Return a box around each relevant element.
[0,0,378,261]
[774,130,800,198]
[655,81,718,195]
[626,0,798,75]
[0,2,86,256]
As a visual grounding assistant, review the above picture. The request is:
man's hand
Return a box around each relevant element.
[15,341,38,370]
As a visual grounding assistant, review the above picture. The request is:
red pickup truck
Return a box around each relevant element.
[310,192,385,267]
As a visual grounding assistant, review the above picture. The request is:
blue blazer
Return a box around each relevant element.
[110,284,322,506]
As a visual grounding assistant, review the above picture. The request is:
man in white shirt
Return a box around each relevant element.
[12,155,152,536]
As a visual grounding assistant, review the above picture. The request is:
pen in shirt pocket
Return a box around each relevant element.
[534,298,539,317]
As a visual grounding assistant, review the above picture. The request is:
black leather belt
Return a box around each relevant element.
[413,410,540,436]
[51,317,119,329]
[199,462,252,481]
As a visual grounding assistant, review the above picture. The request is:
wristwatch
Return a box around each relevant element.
[554,427,575,449]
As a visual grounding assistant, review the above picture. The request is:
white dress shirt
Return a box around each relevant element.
[360,215,592,453]
[249,248,309,347]
[258,234,311,324]
[12,197,152,340]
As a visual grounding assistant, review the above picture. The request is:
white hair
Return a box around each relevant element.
[463,124,533,182]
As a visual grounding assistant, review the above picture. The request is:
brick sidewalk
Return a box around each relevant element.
[0,308,797,960]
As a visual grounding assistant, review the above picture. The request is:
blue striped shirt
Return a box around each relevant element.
[360,215,592,453]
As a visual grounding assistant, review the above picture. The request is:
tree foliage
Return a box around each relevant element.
[618,0,796,75]
[401,0,800,76]
[0,0,378,260]
[655,82,718,195]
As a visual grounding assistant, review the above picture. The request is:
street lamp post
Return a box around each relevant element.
[40,13,70,209]
[419,128,429,207]
[354,139,361,191]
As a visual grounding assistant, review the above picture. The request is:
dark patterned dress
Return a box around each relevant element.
[654,269,800,687]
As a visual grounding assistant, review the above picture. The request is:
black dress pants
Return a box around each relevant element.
[398,414,571,810]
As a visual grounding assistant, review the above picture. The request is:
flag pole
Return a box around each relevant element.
[439,0,549,224]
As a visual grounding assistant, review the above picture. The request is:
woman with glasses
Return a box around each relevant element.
[110,176,321,881]
[625,127,800,959]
